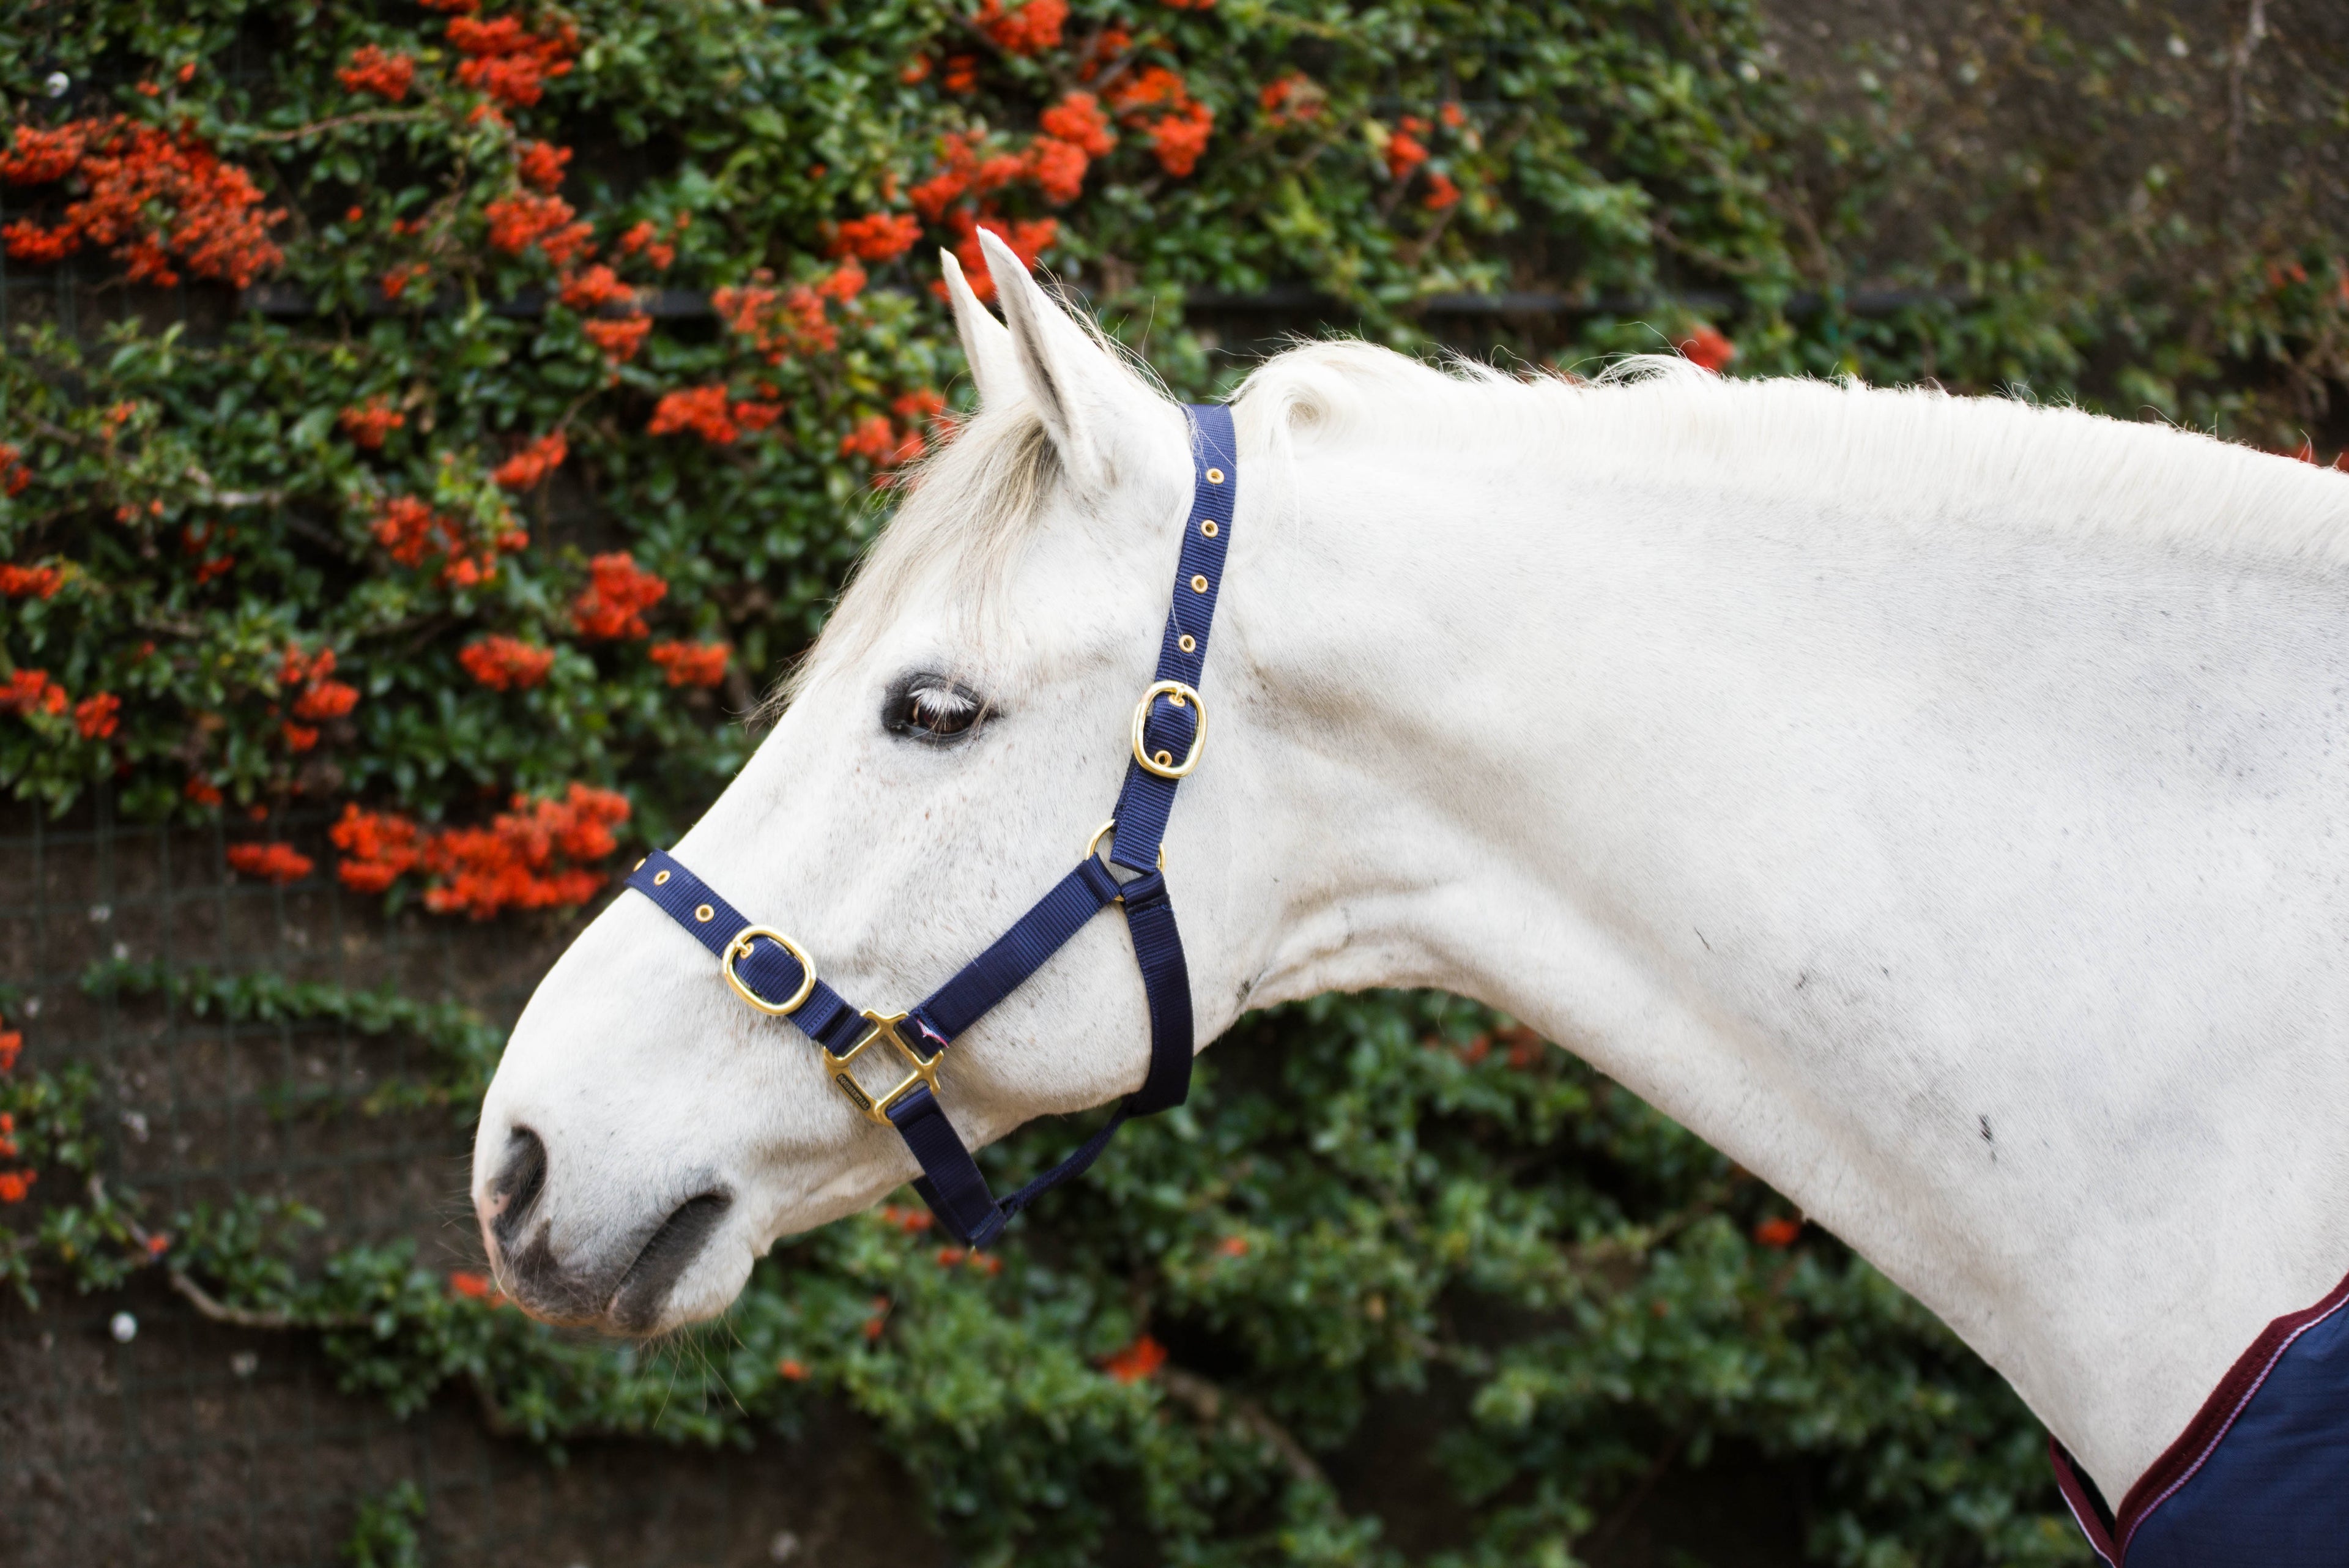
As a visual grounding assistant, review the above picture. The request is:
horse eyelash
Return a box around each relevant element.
[910,688,973,719]
[884,674,989,741]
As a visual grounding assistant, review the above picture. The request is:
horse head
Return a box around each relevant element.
[472,232,1275,1332]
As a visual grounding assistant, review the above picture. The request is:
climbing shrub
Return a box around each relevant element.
[4,0,2344,1564]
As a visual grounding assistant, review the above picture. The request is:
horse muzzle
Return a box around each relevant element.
[474,1124,740,1333]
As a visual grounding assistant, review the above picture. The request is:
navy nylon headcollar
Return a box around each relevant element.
[623,404,1239,1247]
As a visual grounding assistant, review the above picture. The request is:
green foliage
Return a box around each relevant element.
[341,1480,426,1568]
[0,1058,160,1305]
[13,987,2087,1564]
[6,1,2339,1562]
[81,956,505,1112]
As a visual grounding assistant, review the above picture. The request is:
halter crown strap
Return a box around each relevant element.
[625,404,1238,1247]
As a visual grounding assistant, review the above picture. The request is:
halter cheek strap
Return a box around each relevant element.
[623,404,1239,1247]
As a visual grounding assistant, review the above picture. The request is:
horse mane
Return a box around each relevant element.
[782,336,2349,708]
[1238,338,2349,566]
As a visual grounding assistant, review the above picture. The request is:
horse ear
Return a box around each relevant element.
[940,248,1022,409]
[976,228,1157,491]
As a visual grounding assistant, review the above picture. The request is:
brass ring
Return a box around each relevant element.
[721,925,817,1015]
[1086,819,1164,871]
[1129,682,1207,779]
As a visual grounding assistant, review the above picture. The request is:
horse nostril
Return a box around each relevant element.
[609,1190,732,1333]
[486,1126,548,1249]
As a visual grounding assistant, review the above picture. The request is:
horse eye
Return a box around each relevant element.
[883,676,988,743]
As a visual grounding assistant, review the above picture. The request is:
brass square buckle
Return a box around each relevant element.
[823,1010,941,1124]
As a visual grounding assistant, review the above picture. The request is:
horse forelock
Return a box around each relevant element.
[769,401,1061,712]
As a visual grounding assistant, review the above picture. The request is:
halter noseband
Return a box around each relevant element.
[623,404,1238,1247]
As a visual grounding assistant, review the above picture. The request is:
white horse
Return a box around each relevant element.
[475,229,2349,1517]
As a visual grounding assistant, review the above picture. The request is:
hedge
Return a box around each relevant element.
[4,0,2343,1562]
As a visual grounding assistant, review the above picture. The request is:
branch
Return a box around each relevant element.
[237,109,434,144]
[1576,1430,1687,1559]
[166,1269,585,1446]
[166,1268,352,1329]
[1395,201,1458,273]
[470,1372,523,1436]
[2225,0,2269,191]
[132,612,213,639]
[1158,1367,1327,1488]
[182,461,288,510]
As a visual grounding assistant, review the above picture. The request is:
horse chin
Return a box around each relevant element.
[495,1226,757,1338]
[617,1238,758,1337]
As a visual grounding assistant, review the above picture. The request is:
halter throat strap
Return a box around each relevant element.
[623,404,1239,1246]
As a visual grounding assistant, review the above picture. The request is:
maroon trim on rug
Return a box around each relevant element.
[2066,1264,2349,1563]
[2048,1437,2118,1565]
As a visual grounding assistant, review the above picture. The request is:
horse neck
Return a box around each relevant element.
[1217,417,2349,1501]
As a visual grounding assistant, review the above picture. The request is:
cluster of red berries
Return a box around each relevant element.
[1100,1332,1168,1384]
[1256,73,1323,128]
[1430,1024,1551,1071]
[1105,68,1215,179]
[448,14,578,108]
[370,496,528,587]
[0,117,283,287]
[838,388,945,471]
[571,553,669,640]
[905,128,1069,298]
[431,784,629,916]
[710,266,860,365]
[337,397,406,450]
[3,668,120,739]
[336,44,417,101]
[491,433,566,489]
[831,212,922,263]
[1675,325,1738,373]
[2,1002,39,1203]
[614,219,677,270]
[517,139,569,191]
[327,803,423,893]
[1368,104,1468,210]
[226,842,316,883]
[973,0,1066,54]
[484,190,590,264]
[332,784,631,916]
[647,641,730,688]
[646,385,784,446]
[1,563,62,599]
[475,153,681,362]
[275,644,360,754]
[459,634,557,691]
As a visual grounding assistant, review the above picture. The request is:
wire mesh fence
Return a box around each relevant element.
[0,793,940,1567]
[0,793,951,1566]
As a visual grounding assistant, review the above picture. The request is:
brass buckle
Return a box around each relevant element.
[1129,680,1207,779]
[824,1011,942,1124]
[721,925,818,1016]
